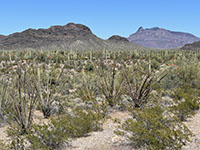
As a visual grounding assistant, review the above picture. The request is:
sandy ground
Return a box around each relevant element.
[182,110,200,150]
[1,110,200,150]
[69,110,200,150]
[68,111,132,150]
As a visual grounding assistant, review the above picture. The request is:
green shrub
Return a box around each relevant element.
[161,62,200,90]
[26,109,103,149]
[116,106,191,150]
[151,58,160,70]
[6,125,28,150]
[27,123,68,150]
[0,141,8,150]
[170,88,199,121]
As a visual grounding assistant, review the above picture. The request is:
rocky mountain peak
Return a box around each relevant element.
[137,26,144,32]
[128,27,200,49]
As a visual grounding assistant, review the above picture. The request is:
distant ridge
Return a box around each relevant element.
[0,23,143,51]
[182,41,200,50]
[0,35,5,41]
[108,35,129,43]
[128,27,200,49]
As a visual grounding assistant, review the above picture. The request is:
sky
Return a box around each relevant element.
[0,0,200,39]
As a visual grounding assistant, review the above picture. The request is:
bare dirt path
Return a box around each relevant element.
[183,110,200,150]
[68,111,132,150]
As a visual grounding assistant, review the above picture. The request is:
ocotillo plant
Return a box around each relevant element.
[8,64,38,134]
[123,66,167,108]
[0,76,9,121]
[36,64,67,118]
[95,60,124,107]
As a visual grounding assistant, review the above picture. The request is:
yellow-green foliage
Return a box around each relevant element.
[116,106,191,150]
[170,88,199,121]
[0,50,200,149]
[26,109,103,150]
[0,141,8,150]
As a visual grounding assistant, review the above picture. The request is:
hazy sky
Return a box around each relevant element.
[0,0,199,39]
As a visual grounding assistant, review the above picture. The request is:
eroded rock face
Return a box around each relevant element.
[108,35,129,43]
[128,27,200,49]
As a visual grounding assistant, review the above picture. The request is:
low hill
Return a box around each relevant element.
[182,41,200,50]
[108,35,130,43]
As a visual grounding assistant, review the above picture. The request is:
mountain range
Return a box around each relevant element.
[128,27,200,49]
[0,23,200,50]
[0,23,142,51]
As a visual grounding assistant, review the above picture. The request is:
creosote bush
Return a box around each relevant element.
[116,106,191,150]
[170,88,199,121]
[26,109,103,149]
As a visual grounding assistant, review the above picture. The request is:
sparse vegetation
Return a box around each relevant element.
[0,50,199,149]
[116,106,192,150]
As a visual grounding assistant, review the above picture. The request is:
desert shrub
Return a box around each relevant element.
[0,140,8,150]
[27,122,68,150]
[161,69,180,90]
[116,106,191,150]
[170,88,199,121]
[36,53,48,62]
[176,63,200,89]
[151,58,160,70]
[0,56,10,62]
[84,62,94,72]
[27,109,103,149]
[6,125,28,150]
[161,62,200,90]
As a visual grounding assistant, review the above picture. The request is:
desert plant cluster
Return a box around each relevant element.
[0,49,200,150]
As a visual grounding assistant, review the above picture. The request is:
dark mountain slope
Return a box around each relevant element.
[182,41,200,50]
[0,35,5,41]
[0,23,143,51]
